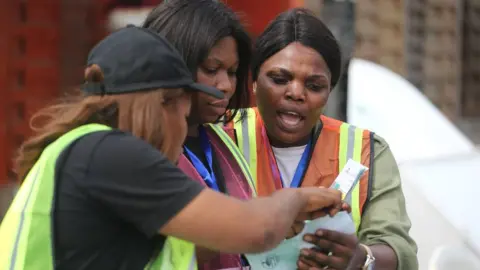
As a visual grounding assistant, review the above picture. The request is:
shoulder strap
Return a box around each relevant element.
[232,108,258,187]
[207,123,257,197]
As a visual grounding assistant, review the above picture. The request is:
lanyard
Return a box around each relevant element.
[287,141,312,187]
[261,127,312,188]
[184,127,220,191]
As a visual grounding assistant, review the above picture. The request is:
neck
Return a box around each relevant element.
[269,134,310,148]
[187,125,200,137]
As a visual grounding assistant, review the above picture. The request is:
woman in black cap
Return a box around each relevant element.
[0,26,348,270]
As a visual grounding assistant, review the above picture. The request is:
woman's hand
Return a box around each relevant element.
[286,203,351,239]
[297,187,343,213]
[297,230,367,270]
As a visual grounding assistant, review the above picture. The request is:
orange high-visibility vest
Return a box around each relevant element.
[225,108,374,232]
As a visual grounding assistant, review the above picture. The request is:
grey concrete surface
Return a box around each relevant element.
[456,119,480,145]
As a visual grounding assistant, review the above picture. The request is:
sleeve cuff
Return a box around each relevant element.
[141,182,205,238]
[364,236,418,270]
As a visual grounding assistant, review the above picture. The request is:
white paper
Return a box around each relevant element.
[245,212,355,269]
[245,159,367,269]
[331,159,368,196]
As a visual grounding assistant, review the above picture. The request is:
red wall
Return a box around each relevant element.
[227,0,304,36]
[0,0,105,185]
[0,0,304,186]
[103,0,304,36]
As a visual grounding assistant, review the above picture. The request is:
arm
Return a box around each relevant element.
[160,187,311,253]
[298,136,417,270]
[82,132,342,254]
[357,135,418,269]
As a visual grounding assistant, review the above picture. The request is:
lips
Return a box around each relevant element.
[207,99,229,116]
[209,99,229,108]
[276,110,305,131]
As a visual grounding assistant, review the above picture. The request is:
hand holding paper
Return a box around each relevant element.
[297,187,343,213]
[245,159,368,270]
[287,203,351,239]
[299,227,361,270]
[245,211,356,270]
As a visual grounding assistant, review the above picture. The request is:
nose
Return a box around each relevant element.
[216,71,234,96]
[285,81,305,102]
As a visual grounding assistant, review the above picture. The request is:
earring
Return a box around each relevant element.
[252,82,257,94]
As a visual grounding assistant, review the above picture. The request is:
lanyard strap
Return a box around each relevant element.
[289,140,312,187]
[184,127,220,191]
[261,127,312,188]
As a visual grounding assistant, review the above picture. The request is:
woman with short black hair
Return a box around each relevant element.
[230,8,418,269]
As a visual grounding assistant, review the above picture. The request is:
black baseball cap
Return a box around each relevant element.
[82,25,224,99]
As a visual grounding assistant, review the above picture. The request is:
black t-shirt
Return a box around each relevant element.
[53,130,204,270]
[184,136,227,193]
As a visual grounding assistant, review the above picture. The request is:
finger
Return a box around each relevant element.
[303,248,349,270]
[301,248,331,267]
[328,200,350,216]
[316,230,358,248]
[302,237,331,254]
[327,188,343,201]
[298,256,317,267]
[327,204,342,217]
[314,187,342,205]
[285,226,297,239]
[303,233,316,243]
[297,258,310,270]
[298,257,324,270]
[299,249,328,268]
[321,189,342,208]
[304,235,354,258]
[341,202,351,213]
[321,254,349,270]
[309,209,329,220]
[296,212,311,221]
[312,246,331,256]
[290,221,305,237]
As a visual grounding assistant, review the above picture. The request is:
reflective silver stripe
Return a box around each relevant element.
[344,124,356,207]
[241,110,251,163]
[10,167,41,270]
[188,254,196,270]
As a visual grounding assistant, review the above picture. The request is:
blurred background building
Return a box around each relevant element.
[352,0,480,141]
[0,0,479,233]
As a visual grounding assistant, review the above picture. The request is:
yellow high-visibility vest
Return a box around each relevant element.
[0,124,197,270]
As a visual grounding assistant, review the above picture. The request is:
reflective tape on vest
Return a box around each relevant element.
[233,110,258,191]
[209,123,257,197]
[233,109,365,233]
[0,124,196,270]
[339,123,364,232]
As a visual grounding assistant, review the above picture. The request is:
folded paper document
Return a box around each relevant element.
[245,159,367,270]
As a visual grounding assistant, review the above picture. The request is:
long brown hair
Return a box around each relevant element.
[15,65,188,181]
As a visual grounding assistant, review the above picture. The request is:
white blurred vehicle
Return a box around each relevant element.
[107,7,152,30]
[348,59,480,269]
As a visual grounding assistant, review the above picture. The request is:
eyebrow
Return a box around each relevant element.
[268,67,329,80]
[205,57,239,67]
